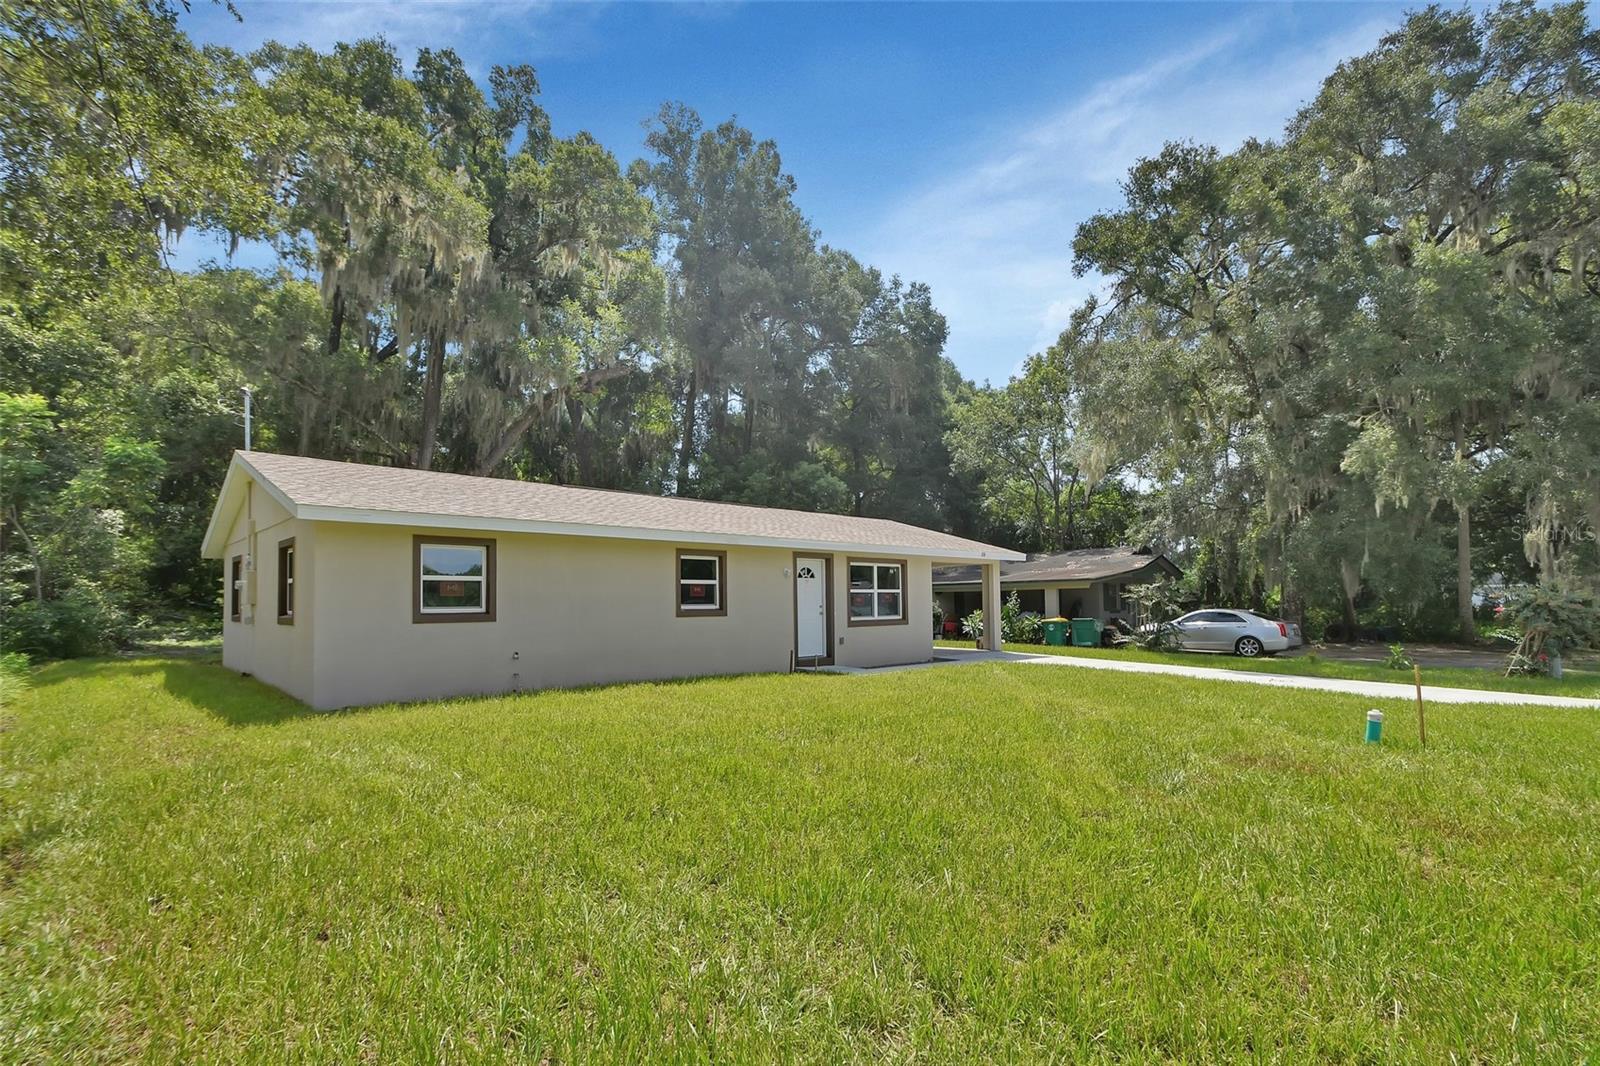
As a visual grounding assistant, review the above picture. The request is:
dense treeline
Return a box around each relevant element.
[1,0,1596,656]
[1068,0,1600,638]
[0,0,1016,656]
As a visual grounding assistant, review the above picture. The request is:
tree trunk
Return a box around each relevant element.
[297,398,316,455]
[1030,484,1044,550]
[1050,477,1063,552]
[417,329,446,470]
[475,362,636,477]
[711,387,728,439]
[478,398,548,476]
[1455,503,1476,642]
[1063,471,1081,550]
[327,286,344,356]
[1338,558,1361,641]
[677,365,697,495]
[853,452,866,516]
[1454,421,1477,643]
[566,392,593,484]
[8,507,44,603]
[744,382,755,452]
[1339,591,1359,641]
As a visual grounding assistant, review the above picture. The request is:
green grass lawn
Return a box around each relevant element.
[4,658,1598,1061]
[935,639,1600,699]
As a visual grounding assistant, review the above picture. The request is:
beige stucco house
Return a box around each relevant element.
[933,548,1182,633]
[201,452,1022,709]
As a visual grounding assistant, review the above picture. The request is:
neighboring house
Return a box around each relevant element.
[200,452,1022,709]
[933,547,1183,628]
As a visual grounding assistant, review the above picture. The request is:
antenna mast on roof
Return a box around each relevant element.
[242,386,253,450]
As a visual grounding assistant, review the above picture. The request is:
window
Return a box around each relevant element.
[277,538,295,623]
[847,559,906,625]
[676,549,726,617]
[1103,583,1122,613]
[230,555,242,622]
[413,536,496,623]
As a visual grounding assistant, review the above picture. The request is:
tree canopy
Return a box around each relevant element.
[1069,0,1599,637]
[1,0,1595,656]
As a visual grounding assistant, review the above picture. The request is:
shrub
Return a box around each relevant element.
[1134,622,1181,652]
[1,588,129,659]
[1504,582,1600,676]
[1384,643,1414,670]
[1125,579,1186,625]
[1001,592,1043,644]
[961,609,983,641]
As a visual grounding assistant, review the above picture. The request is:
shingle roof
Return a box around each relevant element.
[209,451,1022,561]
[933,547,1180,585]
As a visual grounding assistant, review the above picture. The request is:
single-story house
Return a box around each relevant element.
[200,451,1022,709]
[933,547,1182,630]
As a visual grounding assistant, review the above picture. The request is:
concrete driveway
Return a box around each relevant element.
[843,647,1600,709]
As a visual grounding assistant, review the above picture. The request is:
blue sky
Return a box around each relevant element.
[180,1,1417,385]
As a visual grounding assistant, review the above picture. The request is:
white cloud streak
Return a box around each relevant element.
[863,12,1400,384]
[191,0,575,73]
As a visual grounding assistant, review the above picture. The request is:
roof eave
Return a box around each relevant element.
[292,503,1025,561]
[198,452,302,558]
[932,556,1183,587]
[198,459,247,559]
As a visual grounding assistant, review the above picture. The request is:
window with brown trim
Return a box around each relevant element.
[847,559,907,625]
[229,555,243,622]
[413,536,496,623]
[676,549,727,617]
[277,538,295,623]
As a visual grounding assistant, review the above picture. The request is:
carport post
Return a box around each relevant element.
[982,561,1003,651]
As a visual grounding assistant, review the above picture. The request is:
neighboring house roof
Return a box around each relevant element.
[932,547,1182,587]
[201,451,1025,562]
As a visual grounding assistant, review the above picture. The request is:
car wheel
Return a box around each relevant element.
[1235,636,1263,658]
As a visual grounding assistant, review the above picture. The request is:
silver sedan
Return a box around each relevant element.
[1161,610,1293,657]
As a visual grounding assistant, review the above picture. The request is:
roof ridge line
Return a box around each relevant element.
[239,450,921,529]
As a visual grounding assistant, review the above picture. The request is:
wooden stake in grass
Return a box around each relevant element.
[1413,663,1426,749]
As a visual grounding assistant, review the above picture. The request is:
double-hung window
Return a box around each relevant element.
[848,560,905,624]
[676,550,726,616]
[277,538,295,623]
[230,555,243,622]
[414,537,496,622]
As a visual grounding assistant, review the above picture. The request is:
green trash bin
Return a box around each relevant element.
[1070,617,1103,647]
[1041,617,1069,646]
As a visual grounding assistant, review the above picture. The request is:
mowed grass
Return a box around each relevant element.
[3,659,1599,1062]
[935,639,1600,699]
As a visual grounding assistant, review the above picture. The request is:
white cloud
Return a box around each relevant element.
[189,0,580,74]
[864,12,1401,385]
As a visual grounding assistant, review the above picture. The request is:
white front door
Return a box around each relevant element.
[795,557,828,661]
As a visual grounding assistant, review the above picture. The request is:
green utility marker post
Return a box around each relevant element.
[1365,709,1384,744]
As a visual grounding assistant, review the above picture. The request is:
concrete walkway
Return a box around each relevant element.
[821,647,1600,708]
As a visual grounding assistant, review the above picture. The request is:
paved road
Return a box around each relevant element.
[837,648,1600,708]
